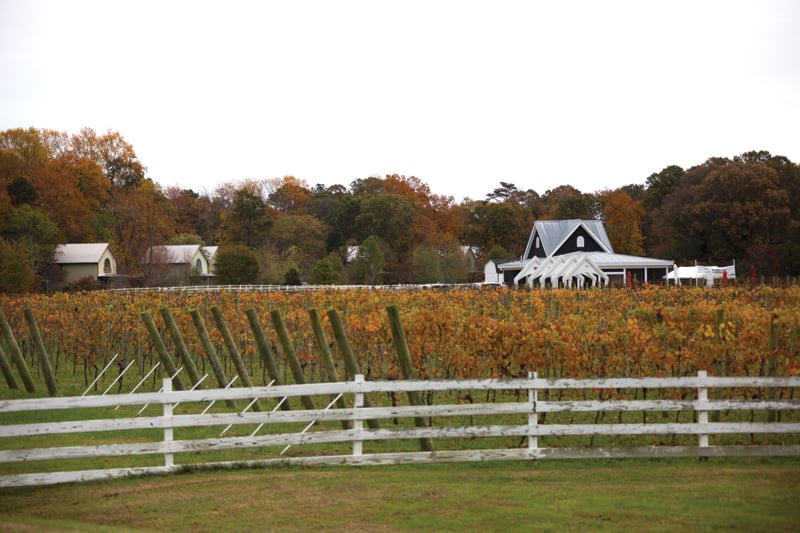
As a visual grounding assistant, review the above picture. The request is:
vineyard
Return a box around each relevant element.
[1,285,798,397]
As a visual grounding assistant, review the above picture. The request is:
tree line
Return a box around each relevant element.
[0,127,798,291]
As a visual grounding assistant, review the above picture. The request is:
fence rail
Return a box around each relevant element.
[2,372,799,487]
[110,283,484,294]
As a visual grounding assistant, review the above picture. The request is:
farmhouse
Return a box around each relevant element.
[143,245,214,284]
[486,219,673,288]
[55,243,118,284]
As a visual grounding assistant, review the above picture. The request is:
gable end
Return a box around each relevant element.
[554,225,606,255]
[524,229,547,259]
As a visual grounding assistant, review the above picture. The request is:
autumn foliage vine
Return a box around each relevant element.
[1,286,798,388]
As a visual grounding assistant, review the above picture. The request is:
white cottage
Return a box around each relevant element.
[144,244,210,276]
[202,246,218,274]
[55,243,118,284]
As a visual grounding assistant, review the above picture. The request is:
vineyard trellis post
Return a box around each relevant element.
[0,309,34,392]
[386,304,434,453]
[327,308,380,430]
[160,307,203,389]
[270,310,317,412]
[190,309,236,408]
[244,309,283,384]
[211,306,263,412]
[24,307,58,396]
[244,308,290,411]
[140,311,186,390]
[0,343,19,389]
[308,308,351,429]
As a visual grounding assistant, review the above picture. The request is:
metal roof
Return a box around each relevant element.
[55,243,112,264]
[202,246,218,260]
[523,219,613,259]
[145,245,204,264]
[584,252,673,269]
[499,252,672,271]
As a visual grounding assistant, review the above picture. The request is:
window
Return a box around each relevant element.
[576,236,585,248]
[103,258,112,274]
[196,259,203,272]
[535,236,540,249]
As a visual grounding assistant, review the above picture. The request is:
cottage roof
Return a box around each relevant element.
[498,251,673,273]
[202,246,218,261]
[55,243,112,264]
[145,245,204,264]
[585,252,673,269]
[523,219,613,259]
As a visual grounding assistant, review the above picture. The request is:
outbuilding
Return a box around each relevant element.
[143,245,214,285]
[55,243,118,284]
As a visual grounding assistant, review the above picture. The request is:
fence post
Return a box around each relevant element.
[163,378,174,468]
[353,374,364,458]
[528,371,538,457]
[697,370,709,451]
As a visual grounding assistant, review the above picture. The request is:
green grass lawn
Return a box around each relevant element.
[1,457,798,532]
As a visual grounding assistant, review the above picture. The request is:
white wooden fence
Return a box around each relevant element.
[1,372,799,487]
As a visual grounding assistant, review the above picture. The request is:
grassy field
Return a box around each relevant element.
[1,458,799,532]
[2,287,799,530]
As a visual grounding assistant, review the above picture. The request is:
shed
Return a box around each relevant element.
[144,245,212,279]
[55,243,118,284]
[483,259,517,285]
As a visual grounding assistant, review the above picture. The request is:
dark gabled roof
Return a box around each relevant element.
[522,219,613,259]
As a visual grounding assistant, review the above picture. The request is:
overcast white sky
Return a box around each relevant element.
[1,0,798,201]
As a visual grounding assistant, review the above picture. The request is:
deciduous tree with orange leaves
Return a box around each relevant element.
[598,188,645,256]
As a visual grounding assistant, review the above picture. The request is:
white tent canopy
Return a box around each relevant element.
[665,264,736,286]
